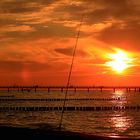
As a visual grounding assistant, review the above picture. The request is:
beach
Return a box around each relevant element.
[0,126,139,140]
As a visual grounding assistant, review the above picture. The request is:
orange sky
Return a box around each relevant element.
[0,0,140,86]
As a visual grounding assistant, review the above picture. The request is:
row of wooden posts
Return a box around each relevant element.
[0,97,121,101]
[6,87,140,93]
[0,106,140,112]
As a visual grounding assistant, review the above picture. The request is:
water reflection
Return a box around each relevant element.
[115,90,124,95]
[110,111,133,135]
[112,90,127,106]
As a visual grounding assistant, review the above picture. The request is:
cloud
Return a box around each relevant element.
[0,0,140,85]
[1,0,139,41]
[55,47,73,56]
[0,0,139,49]
[96,21,140,51]
[0,25,34,32]
[0,0,59,14]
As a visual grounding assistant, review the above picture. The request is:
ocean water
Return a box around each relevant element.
[0,89,140,138]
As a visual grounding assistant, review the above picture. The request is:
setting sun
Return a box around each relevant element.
[106,49,134,73]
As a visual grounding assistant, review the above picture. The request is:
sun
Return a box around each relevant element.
[105,49,134,73]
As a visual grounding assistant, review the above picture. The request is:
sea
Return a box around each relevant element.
[0,88,140,139]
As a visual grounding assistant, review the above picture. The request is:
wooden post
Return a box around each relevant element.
[61,88,63,92]
[48,88,50,93]
[100,87,102,92]
[113,88,115,92]
[21,88,23,92]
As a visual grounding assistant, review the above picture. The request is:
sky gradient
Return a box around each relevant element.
[0,0,140,86]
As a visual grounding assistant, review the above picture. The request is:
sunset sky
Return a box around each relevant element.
[0,0,140,86]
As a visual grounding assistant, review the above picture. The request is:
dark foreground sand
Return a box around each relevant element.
[0,126,139,140]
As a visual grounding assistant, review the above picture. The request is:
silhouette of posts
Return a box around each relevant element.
[61,88,63,92]
[126,88,128,92]
[21,88,23,92]
[35,87,37,92]
[48,87,50,93]
[17,87,19,92]
[113,88,115,92]
[3,86,140,93]
[100,87,102,92]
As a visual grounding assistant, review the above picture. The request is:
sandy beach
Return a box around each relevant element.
[0,126,139,140]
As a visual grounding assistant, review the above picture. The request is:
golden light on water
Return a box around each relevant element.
[110,113,133,133]
[105,49,134,73]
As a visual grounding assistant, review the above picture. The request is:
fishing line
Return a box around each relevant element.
[58,15,84,129]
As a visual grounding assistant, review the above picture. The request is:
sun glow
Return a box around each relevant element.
[106,49,134,73]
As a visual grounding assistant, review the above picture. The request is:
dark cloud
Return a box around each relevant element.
[74,0,140,50]
[55,47,89,57]
[55,47,73,56]
[0,0,58,14]
[0,1,40,14]
[97,23,140,50]
[0,5,39,14]
[33,22,75,38]
[2,22,76,40]
[0,18,22,27]
[84,0,139,24]
[54,3,85,16]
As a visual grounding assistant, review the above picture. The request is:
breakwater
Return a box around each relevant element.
[0,106,140,111]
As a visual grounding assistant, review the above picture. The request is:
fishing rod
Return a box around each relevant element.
[58,15,84,129]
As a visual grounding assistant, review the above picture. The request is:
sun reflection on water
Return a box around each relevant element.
[112,90,127,106]
[109,90,134,137]
[109,111,134,138]
[111,115,132,132]
[115,90,124,95]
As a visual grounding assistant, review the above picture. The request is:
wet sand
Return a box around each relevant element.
[0,126,139,140]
